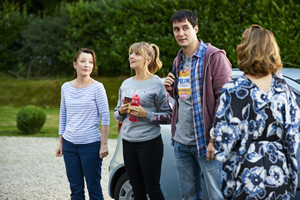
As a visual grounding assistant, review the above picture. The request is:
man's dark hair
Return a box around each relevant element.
[170,10,198,28]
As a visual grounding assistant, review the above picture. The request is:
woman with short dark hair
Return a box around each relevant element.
[56,48,110,200]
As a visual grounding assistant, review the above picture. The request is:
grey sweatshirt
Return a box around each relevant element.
[114,75,172,142]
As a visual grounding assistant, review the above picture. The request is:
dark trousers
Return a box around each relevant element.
[63,138,103,200]
[123,135,165,200]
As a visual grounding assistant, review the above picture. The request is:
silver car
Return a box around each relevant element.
[108,68,300,200]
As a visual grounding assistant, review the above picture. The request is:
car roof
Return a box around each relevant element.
[232,68,243,78]
[232,68,300,83]
[280,68,300,84]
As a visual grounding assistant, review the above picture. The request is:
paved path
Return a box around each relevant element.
[0,137,117,200]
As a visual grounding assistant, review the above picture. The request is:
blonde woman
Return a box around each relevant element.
[114,42,172,200]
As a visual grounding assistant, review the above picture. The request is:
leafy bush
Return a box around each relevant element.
[16,105,47,134]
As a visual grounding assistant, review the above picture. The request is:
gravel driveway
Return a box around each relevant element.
[0,137,117,200]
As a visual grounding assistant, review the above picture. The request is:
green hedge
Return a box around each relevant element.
[1,0,299,78]
[0,73,124,109]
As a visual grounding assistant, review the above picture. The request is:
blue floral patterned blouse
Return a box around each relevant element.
[214,75,300,200]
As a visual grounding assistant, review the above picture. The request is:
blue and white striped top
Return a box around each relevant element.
[59,81,110,144]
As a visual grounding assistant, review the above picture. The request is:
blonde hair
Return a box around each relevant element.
[237,25,282,77]
[129,42,162,74]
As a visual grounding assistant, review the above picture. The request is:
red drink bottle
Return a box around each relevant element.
[129,94,140,122]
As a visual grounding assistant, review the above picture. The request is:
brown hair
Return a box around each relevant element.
[73,48,98,78]
[129,42,162,74]
[237,25,282,77]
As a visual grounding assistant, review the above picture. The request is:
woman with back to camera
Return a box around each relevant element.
[114,42,172,200]
[56,48,110,200]
[213,25,300,199]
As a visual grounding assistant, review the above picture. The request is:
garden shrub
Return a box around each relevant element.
[16,105,47,134]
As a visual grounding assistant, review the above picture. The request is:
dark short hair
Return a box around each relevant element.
[170,10,198,28]
[73,48,98,78]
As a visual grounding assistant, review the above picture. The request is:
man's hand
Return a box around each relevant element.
[163,72,175,92]
[206,142,215,162]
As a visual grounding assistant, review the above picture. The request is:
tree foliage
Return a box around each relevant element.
[1,0,299,78]
[0,0,32,77]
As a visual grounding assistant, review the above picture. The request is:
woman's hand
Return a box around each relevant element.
[118,98,130,115]
[128,105,147,118]
[56,135,63,157]
[99,143,109,158]
[56,144,63,157]
[99,125,109,159]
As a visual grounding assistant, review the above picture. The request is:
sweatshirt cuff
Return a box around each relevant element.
[114,110,125,122]
[145,111,154,121]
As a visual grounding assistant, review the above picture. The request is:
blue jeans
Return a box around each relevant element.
[63,138,103,200]
[174,141,223,200]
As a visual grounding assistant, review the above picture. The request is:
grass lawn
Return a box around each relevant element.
[0,106,119,139]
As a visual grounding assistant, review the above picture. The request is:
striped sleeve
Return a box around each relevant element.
[96,82,110,126]
[58,84,66,135]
